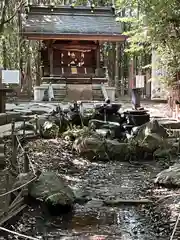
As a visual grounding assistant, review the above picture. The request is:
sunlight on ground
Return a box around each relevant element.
[63,175,81,182]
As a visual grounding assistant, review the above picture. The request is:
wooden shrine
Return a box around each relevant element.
[21,5,127,100]
[40,39,107,84]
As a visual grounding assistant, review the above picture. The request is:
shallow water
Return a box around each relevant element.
[1,161,171,240]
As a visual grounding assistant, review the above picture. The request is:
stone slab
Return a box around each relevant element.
[0,114,7,126]
[6,112,21,123]
[0,112,22,126]
[0,122,23,138]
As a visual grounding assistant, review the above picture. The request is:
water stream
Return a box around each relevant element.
[2,161,171,240]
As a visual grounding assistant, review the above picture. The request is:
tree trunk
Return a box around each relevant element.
[2,38,7,69]
[115,42,120,97]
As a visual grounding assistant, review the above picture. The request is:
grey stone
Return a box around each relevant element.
[0,114,7,126]
[134,120,168,152]
[6,112,21,123]
[154,164,180,186]
[84,199,104,208]
[74,188,92,203]
[135,119,168,141]
[106,140,129,160]
[30,172,75,206]
[73,137,107,160]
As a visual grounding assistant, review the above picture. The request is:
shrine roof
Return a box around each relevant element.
[22,5,126,41]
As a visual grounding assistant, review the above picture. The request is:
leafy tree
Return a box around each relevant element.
[117,0,180,85]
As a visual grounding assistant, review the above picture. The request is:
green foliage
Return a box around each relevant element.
[62,125,94,141]
[1,0,180,86]
[116,0,180,85]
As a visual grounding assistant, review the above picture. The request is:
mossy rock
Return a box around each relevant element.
[29,172,75,206]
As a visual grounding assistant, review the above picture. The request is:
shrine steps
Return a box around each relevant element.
[42,84,104,101]
[92,85,104,101]
[53,86,67,101]
[36,83,104,101]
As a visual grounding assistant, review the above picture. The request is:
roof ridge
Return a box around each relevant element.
[27,5,115,16]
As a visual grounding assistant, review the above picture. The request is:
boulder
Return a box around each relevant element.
[135,119,168,140]
[95,129,112,138]
[73,137,108,160]
[81,108,95,126]
[154,164,180,187]
[153,146,178,160]
[89,119,122,139]
[89,119,120,130]
[134,120,168,153]
[106,140,130,160]
[29,172,75,206]
[158,120,180,129]
[73,137,130,161]
[139,133,164,152]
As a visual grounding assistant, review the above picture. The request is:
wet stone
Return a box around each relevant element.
[84,199,104,208]
[155,164,180,187]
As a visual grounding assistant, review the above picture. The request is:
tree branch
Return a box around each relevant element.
[2,0,25,25]
[0,0,25,34]
[0,0,9,33]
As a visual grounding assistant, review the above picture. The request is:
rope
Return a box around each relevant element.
[16,135,36,175]
[170,212,180,240]
[0,176,37,197]
[0,226,39,240]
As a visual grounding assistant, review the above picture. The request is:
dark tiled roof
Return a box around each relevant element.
[22,6,123,37]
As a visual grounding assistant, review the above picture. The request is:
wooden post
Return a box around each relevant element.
[27,42,33,99]
[49,41,53,76]
[111,43,116,86]
[11,120,17,169]
[22,149,29,196]
[4,172,10,214]
[96,42,100,70]
[24,150,29,173]
[0,91,6,113]
[23,118,26,138]
[36,41,41,86]
[128,58,134,96]
[35,115,38,135]
[115,42,120,97]
[120,43,125,96]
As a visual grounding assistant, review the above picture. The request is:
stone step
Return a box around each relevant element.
[54,93,67,97]
[53,90,66,94]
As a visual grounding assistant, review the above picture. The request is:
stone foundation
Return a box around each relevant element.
[34,83,104,101]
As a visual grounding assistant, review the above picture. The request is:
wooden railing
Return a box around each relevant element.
[0,119,39,226]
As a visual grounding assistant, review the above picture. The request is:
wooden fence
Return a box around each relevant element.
[0,119,39,226]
